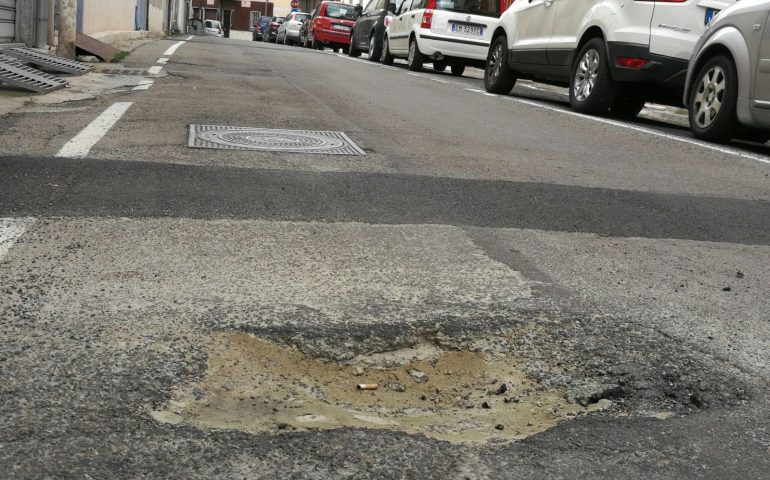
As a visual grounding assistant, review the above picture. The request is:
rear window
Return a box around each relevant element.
[207,21,221,28]
[325,3,358,19]
[435,0,498,17]
[295,14,309,21]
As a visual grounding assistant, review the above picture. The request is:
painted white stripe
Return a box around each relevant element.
[132,80,154,91]
[0,218,35,260]
[56,102,133,158]
[147,65,163,75]
[430,78,450,84]
[163,40,186,56]
[185,35,194,41]
[407,72,422,77]
[157,57,169,64]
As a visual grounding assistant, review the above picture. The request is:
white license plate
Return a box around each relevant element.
[450,23,484,36]
[332,24,351,31]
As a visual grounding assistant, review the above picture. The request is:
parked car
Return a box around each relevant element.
[683,0,770,143]
[381,0,498,75]
[262,16,285,43]
[277,12,310,45]
[306,1,358,52]
[349,0,399,60]
[204,19,223,37]
[484,0,735,118]
[253,16,272,41]
[299,9,315,47]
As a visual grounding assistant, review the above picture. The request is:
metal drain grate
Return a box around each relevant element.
[188,125,366,155]
[0,54,68,93]
[4,47,93,75]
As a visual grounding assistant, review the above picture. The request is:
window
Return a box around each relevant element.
[411,0,425,9]
[325,3,357,19]
[398,0,412,14]
[362,0,376,14]
[434,0,499,16]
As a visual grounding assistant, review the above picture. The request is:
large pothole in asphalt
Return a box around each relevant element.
[151,331,617,444]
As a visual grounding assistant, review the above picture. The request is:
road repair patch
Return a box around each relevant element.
[150,331,613,444]
[188,125,366,155]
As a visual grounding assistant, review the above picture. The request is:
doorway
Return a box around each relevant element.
[222,10,232,38]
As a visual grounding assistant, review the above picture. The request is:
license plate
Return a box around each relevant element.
[705,7,719,25]
[450,23,484,36]
[332,24,351,31]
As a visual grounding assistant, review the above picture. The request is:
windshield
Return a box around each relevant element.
[435,0,498,17]
[325,3,358,19]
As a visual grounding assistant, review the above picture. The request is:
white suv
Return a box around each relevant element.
[381,0,499,76]
[484,0,735,117]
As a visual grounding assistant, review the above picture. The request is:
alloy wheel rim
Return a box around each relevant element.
[488,42,504,84]
[693,66,726,128]
[574,48,600,102]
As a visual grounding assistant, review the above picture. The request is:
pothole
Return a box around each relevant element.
[151,332,616,444]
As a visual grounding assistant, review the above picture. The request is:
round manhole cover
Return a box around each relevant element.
[189,126,365,155]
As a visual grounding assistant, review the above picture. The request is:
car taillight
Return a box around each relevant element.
[616,57,648,69]
[421,9,433,29]
[383,14,393,27]
[426,0,435,7]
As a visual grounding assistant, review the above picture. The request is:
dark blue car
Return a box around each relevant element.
[252,16,272,41]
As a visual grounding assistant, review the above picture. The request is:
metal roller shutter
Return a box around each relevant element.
[0,0,15,43]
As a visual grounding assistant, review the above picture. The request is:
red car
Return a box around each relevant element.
[304,1,358,52]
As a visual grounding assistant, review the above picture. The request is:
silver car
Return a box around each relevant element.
[684,0,770,143]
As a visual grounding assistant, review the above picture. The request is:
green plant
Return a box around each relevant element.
[111,51,130,63]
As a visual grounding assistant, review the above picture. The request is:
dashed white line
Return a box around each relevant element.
[0,217,36,260]
[163,40,186,56]
[407,72,422,77]
[157,57,169,64]
[132,80,154,91]
[56,102,133,158]
[147,65,163,75]
[185,35,194,41]
[430,78,450,84]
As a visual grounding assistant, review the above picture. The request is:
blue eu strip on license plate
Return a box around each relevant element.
[705,8,718,25]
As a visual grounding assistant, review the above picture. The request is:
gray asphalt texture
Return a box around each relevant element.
[1,35,769,479]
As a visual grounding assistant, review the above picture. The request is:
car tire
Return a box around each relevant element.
[407,37,423,72]
[569,37,617,115]
[433,60,447,72]
[311,37,320,50]
[450,63,465,77]
[380,36,394,65]
[609,90,646,119]
[688,55,740,142]
[348,37,362,57]
[368,33,382,62]
[484,36,515,94]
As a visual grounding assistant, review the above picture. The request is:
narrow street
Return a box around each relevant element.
[1,35,769,478]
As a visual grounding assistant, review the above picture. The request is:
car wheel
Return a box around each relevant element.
[368,34,382,62]
[484,36,515,94]
[450,63,465,77]
[380,36,394,65]
[407,37,423,72]
[348,36,362,57]
[609,90,646,119]
[569,37,617,114]
[433,60,447,72]
[688,55,739,142]
[311,37,320,50]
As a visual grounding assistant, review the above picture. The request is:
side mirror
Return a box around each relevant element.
[354,4,363,13]
[387,2,396,12]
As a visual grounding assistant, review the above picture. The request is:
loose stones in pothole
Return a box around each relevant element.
[150,332,614,444]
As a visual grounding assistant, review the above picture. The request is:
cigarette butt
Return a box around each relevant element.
[356,383,378,391]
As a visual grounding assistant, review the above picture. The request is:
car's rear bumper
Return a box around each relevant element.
[314,28,351,44]
[417,29,489,61]
[607,42,688,89]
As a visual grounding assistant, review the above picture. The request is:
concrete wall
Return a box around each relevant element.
[148,0,165,33]
[82,0,169,36]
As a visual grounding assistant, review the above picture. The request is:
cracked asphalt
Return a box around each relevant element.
[0,35,769,479]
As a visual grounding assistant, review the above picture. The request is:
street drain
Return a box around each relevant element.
[188,125,365,155]
[151,333,613,444]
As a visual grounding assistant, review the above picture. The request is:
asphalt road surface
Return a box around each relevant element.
[1,35,769,479]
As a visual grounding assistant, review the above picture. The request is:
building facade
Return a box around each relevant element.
[190,0,278,39]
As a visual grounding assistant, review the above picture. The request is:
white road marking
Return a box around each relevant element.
[132,80,154,91]
[147,65,163,75]
[0,218,35,260]
[185,35,194,41]
[430,78,450,84]
[157,57,169,64]
[407,72,422,77]
[163,40,186,56]
[56,102,133,158]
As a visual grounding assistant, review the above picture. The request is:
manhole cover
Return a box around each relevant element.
[188,125,365,155]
